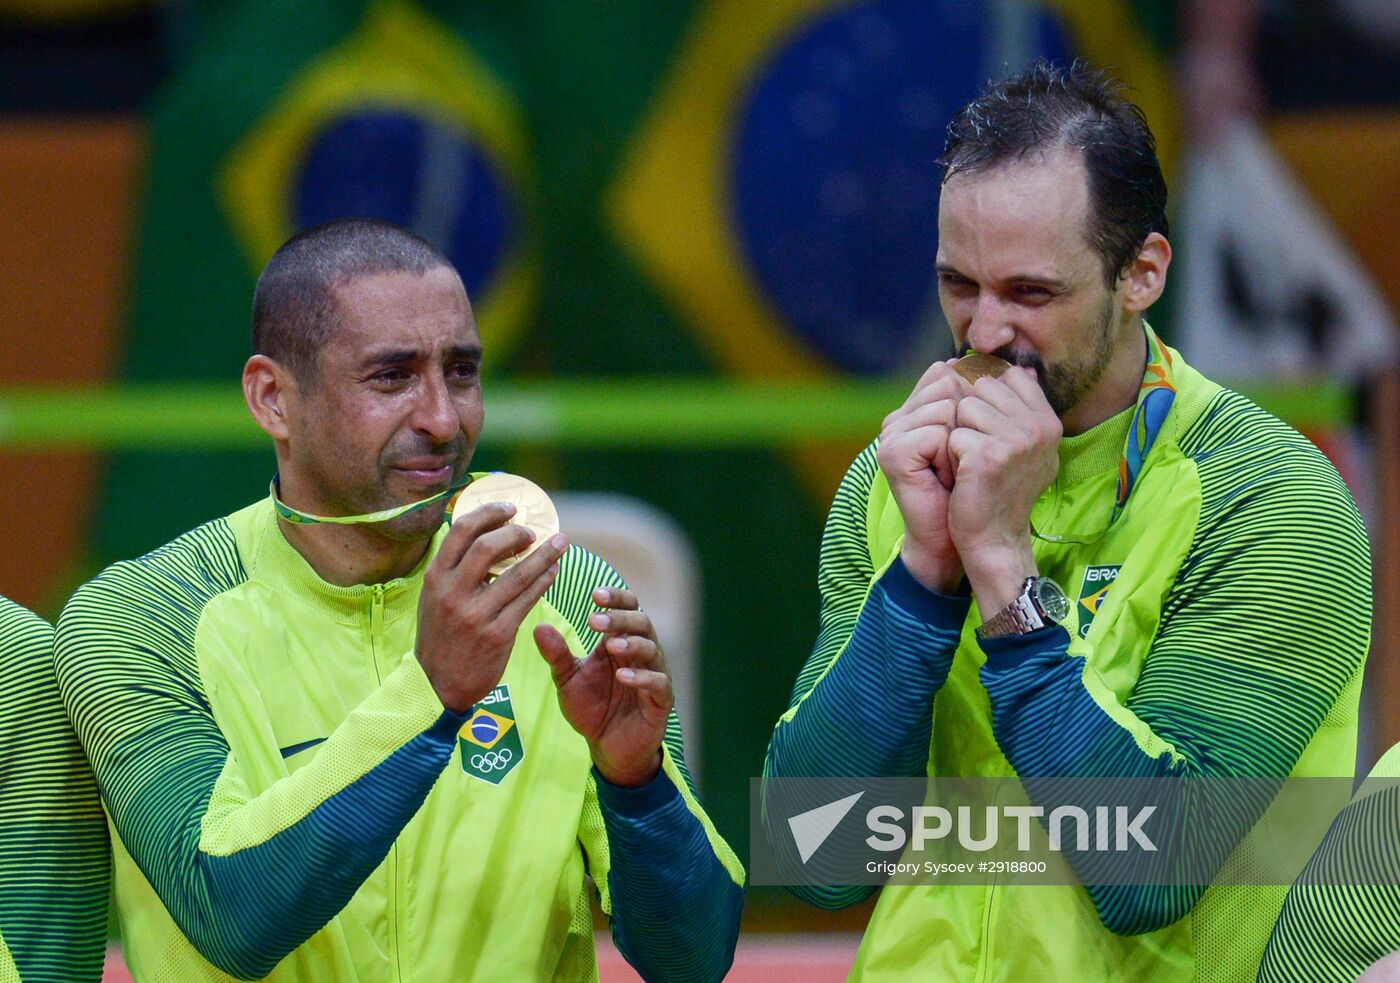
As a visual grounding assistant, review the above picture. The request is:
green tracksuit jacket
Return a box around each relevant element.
[55,497,744,982]
[1260,742,1400,980]
[765,332,1371,980]
[0,596,109,983]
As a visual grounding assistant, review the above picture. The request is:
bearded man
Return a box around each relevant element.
[764,62,1370,981]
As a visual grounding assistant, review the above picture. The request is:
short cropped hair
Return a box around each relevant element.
[940,61,1169,288]
[251,218,454,386]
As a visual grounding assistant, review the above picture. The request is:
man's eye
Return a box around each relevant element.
[1015,285,1054,303]
[374,369,410,385]
[939,274,975,292]
[447,362,479,381]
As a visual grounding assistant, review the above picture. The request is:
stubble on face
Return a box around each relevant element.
[291,386,468,540]
[940,150,1144,427]
[284,267,480,542]
[374,432,471,542]
[1006,292,1119,417]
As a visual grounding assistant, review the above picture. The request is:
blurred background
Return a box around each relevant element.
[2,0,1399,978]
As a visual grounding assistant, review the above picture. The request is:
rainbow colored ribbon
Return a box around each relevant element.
[1110,325,1177,526]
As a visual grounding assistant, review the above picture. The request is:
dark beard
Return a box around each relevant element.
[373,502,454,542]
[956,299,1118,417]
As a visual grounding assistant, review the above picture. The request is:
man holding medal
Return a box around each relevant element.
[764,63,1371,979]
[54,218,744,981]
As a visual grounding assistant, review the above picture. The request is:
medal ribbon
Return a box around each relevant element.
[270,472,474,526]
[1110,325,1177,526]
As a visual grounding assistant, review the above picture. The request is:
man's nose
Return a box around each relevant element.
[412,373,460,442]
[966,297,1015,355]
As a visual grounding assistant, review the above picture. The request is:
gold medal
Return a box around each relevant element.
[450,473,561,575]
[953,352,1013,383]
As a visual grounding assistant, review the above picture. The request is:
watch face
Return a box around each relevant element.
[1034,578,1070,624]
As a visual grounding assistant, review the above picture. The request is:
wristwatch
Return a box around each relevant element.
[976,577,1069,639]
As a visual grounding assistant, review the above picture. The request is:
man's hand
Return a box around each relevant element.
[877,359,972,593]
[534,587,672,788]
[947,367,1061,617]
[416,503,569,714]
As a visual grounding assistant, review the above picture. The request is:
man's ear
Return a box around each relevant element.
[1122,232,1171,314]
[243,354,298,441]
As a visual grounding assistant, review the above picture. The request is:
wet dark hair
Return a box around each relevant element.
[940,60,1169,288]
[252,218,454,387]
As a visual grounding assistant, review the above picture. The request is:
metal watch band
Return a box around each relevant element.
[977,577,1044,639]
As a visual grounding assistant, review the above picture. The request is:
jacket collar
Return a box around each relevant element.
[248,496,445,626]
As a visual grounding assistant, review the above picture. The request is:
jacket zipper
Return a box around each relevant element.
[976,779,1005,983]
[367,585,404,983]
[370,584,385,647]
[977,876,999,982]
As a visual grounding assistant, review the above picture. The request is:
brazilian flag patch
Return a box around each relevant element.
[1077,565,1122,639]
[459,684,524,786]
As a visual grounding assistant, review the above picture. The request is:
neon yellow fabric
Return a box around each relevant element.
[57,496,737,981]
[778,343,1369,980]
[1260,745,1400,979]
[0,596,109,983]
[0,938,18,983]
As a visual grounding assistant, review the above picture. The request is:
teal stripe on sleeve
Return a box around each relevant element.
[1260,781,1400,981]
[596,770,743,983]
[979,391,1370,936]
[546,545,698,793]
[54,520,463,979]
[546,545,743,981]
[0,597,109,983]
[762,443,967,910]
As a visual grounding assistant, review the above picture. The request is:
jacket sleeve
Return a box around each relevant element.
[1258,745,1400,983]
[0,598,109,983]
[979,436,1371,935]
[762,442,969,909]
[54,530,464,981]
[553,548,745,983]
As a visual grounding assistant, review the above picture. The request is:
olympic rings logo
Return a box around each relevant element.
[471,748,514,772]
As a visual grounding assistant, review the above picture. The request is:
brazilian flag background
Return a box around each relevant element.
[106,0,1176,862]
